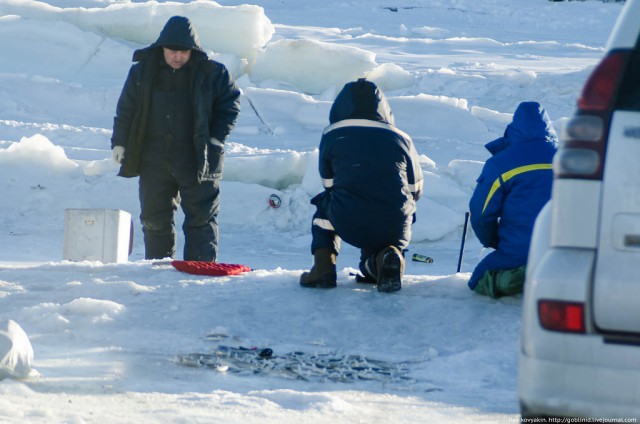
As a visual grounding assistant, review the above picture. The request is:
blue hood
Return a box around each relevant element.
[329,78,394,125]
[486,101,557,155]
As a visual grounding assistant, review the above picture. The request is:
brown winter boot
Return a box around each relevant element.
[299,248,337,288]
[375,246,404,293]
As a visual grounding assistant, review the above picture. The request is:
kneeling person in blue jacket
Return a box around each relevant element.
[468,101,557,298]
[300,79,424,293]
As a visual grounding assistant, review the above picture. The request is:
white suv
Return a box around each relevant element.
[518,0,640,419]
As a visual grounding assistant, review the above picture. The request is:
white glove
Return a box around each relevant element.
[112,146,125,164]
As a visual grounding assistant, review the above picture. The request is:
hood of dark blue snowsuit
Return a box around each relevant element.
[133,16,207,62]
[152,16,205,52]
[329,79,394,126]
[485,101,558,155]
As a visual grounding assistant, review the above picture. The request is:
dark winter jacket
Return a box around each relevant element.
[319,79,423,250]
[111,16,241,182]
[468,101,557,288]
[143,60,195,166]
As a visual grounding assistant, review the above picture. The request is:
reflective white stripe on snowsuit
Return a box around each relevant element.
[322,178,334,188]
[313,218,335,231]
[323,119,411,140]
[363,259,376,280]
[210,137,224,148]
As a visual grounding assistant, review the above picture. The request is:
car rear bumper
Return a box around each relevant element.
[519,350,640,419]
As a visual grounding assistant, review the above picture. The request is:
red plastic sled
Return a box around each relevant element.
[171,260,251,276]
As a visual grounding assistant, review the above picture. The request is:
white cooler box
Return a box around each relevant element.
[63,209,132,263]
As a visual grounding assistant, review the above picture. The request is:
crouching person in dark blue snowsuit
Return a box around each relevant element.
[468,101,557,298]
[300,79,424,293]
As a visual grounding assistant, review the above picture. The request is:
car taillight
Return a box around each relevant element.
[555,50,631,180]
[554,115,603,176]
[538,300,586,333]
[578,51,628,112]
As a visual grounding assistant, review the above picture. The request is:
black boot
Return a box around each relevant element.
[375,246,404,293]
[300,248,337,288]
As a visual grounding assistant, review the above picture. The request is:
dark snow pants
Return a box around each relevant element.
[310,191,409,281]
[139,164,220,261]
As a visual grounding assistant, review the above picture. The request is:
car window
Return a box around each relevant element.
[616,43,640,111]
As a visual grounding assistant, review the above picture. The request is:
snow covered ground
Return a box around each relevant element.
[0,0,625,422]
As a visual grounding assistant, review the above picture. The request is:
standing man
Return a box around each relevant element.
[111,16,241,261]
[300,78,423,293]
[468,101,557,298]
